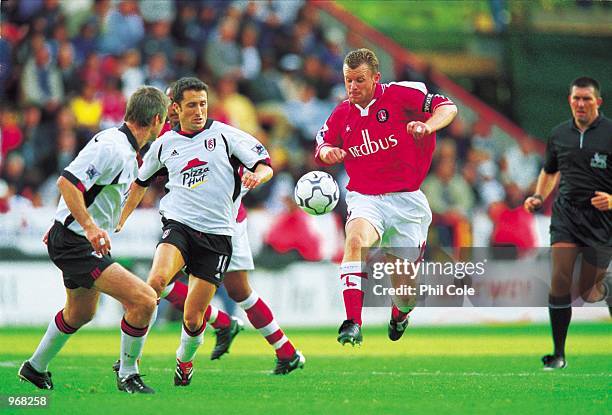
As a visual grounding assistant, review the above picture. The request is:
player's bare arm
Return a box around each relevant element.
[242,164,273,190]
[115,182,148,232]
[319,146,347,165]
[524,169,560,213]
[407,103,458,140]
[57,176,110,255]
[591,191,612,211]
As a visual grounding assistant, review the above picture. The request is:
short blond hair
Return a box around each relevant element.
[344,48,379,74]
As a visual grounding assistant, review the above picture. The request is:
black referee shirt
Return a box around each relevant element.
[543,114,612,205]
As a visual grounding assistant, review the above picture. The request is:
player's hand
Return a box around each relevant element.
[85,224,111,256]
[591,191,612,211]
[242,170,263,190]
[407,121,431,140]
[319,146,346,165]
[42,228,50,245]
[524,194,544,213]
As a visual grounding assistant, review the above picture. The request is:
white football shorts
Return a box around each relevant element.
[345,189,432,261]
[227,218,255,272]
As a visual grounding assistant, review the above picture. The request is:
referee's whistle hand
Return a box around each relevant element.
[591,191,612,211]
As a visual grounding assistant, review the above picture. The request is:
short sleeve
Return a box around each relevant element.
[542,134,558,174]
[314,106,344,162]
[61,134,115,192]
[136,139,165,186]
[226,127,270,170]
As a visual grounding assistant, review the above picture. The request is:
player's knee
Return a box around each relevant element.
[63,308,95,328]
[225,280,251,302]
[580,290,602,303]
[147,273,169,296]
[345,234,366,255]
[183,313,205,332]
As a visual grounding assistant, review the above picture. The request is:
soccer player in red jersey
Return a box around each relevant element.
[315,48,458,345]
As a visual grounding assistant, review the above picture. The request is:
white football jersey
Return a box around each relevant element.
[137,119,270,235]
[55,124,140,236]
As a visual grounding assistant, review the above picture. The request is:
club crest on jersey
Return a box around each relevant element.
[162,229,170,239]
[590,152,607,169]
[180,158,210,188]
[205,138,216,152]
[251,143,266,156]
[376,109,389,123]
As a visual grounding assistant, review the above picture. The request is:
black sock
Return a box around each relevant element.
[548,295,572,358]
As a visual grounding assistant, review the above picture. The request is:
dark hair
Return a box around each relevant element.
[570,77,601,98]
[172,77,208,104]
[344,48,379,74]
[124,86,169,126]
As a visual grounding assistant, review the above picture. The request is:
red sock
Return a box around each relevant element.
[391,304,412,322]
[204,304,231,329]
[340,264,367,326]
[165,281,188,312]
[238,292,296,360]
[342,289,364,326]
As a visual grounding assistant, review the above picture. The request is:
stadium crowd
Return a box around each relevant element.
[0,0,542,254]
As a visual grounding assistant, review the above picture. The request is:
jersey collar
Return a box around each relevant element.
[178,118,214,138]
[352,83,382,116]
[119,123,140,152]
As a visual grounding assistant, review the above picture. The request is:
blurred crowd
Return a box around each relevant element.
[0,0,544,252]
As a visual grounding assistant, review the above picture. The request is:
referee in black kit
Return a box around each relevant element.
[524,77,612,370]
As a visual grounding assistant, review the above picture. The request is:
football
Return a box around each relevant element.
[294,171,340,215]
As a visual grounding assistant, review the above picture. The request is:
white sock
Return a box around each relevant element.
[136,304,158,360]
[176,323,205,363]
[119,317,148,378]
[29,311,76,372]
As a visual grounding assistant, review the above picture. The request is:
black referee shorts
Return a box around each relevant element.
[158,218,232,286]
[47,221,115,289]
[550,199,612,268]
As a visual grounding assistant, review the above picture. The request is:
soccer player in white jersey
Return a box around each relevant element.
[315,48,458,345]
[117,77,275,386]
[18,87,169,393]
[160,185,305,374]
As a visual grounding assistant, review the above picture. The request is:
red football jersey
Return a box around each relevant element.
[315,82,454,195]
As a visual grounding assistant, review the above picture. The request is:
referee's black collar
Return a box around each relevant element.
[178,118,214,138]
[119,123,140,152]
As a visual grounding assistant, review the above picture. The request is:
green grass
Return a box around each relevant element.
[0,323,610,414]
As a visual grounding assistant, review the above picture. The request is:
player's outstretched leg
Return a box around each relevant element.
[388,304,413,341]
[235,289,303,374]
[175,321,204,386]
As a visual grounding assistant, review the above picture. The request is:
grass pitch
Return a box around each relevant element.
[0,322,609,415]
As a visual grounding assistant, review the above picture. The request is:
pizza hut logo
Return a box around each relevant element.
[205,137,216,151]
[376,109,389,123]
[181,158,210,188]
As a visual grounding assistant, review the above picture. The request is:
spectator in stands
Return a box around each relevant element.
[283,80,333,147]
[502,139,541,195]
[205,16,242,80]
[144,52,173,92]
[100,77,127,129]
[0,108,23,163]
[71,21,98,65]
[141,20,176,63]
[56,41,79,96]
[20,42,63,113]
[97,0,144,56]
[240,24,262,81]
[69,82,102,132]
[216,75,262,138]
[422,155,474,248]
[120,49,145,98]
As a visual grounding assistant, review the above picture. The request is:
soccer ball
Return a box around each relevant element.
[294,171,340,215]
